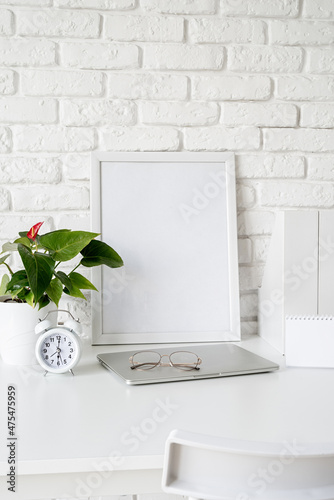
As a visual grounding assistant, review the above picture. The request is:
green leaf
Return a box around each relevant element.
[37,294,51,310]
[1,242,17,253]
[24,290,34,307]
[6,270,29,290]
[55,271,73,292]
[46,277,63,307]
[39,230,99,262]
[69,272,97,291]
[14,237,32,247]
[64,285,86,300]
[17,288,34,307]
[0,274,10,296]
[9,287,24,299]
[0,254,10,265]
[80,240,123,268]
[18,244,55,303]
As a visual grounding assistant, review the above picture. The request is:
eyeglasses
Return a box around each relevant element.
[129,350,202,371]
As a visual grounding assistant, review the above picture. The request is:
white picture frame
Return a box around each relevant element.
[91,152,240,345]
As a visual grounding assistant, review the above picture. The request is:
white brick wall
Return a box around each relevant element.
[21,70,104,96]
[104,15,184,42]
[1,0,334,361]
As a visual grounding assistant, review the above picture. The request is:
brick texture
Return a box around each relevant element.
[307,156,334,179]
[303,0,334,18]
[276,76,334,100]
[56,0,135,9]
[184,127,261,151]
[264,128,334,152]
[188,18,265,44]
[141,0,216,14]
[101,126,179,151]
[228,46,303,73]
[21,70,104,96]
[144,44,225,70]
[221,0,299,17]
[60,42,139,69]
[0,157,61,183]
[270,20,334,45]
[13,126,95,152]
[307,48,334,73]
[221,103,298,127]
[17,10,101,37]
[0,97,57,123]
[108,73,188,100]
[0,39,56,66]
[61,99,136,126]
[0,70,15,94]
[140,101,218,126]
[104,15,184,42]
[0,10,13,35]
[192,75,271,100]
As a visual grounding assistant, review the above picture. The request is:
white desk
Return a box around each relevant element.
[1,336,334,500]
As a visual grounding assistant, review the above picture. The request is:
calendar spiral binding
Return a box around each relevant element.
[286,315,334,321]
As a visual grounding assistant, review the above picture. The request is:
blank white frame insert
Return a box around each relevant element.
[91,152,240,345]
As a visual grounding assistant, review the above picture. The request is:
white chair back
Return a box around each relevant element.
[162,429,334,500]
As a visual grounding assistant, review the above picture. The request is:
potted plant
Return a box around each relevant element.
[0,222,123,365]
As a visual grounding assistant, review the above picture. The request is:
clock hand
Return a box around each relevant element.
[51,347,61,358]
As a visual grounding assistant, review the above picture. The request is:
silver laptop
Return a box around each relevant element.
[97,343,279,385]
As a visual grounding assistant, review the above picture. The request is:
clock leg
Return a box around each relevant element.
[70,369,74,376]
[44,371,48,377]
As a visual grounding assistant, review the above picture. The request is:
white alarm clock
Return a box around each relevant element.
[35,310,82,375]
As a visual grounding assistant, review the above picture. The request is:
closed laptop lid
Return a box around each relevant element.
[97,343,279,385]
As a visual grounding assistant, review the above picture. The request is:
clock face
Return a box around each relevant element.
[36,327,80,373]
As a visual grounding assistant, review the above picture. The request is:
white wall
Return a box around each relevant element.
[1,0,334,337]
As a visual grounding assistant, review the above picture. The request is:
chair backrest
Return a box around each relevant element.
[162,429,334,500]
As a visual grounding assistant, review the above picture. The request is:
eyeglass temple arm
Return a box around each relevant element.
[172,357,202,365]
[130,362,158,370]
[171,357,202,369]
[172,364,201,370]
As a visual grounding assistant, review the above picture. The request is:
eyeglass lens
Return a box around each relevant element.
[169,351,200,370]
[130,351,161,370]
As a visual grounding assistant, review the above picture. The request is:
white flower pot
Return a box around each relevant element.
[0,297,53,365]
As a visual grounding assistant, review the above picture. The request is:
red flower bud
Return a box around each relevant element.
[27,222,44,240]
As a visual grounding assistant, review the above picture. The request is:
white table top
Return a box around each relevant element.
[1,336,334,498]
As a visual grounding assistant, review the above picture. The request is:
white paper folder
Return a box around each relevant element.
[285,316,334,368]
[259,210,334,354]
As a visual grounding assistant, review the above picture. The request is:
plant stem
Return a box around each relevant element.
[70,263,81,274]
[4,262,14,275]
